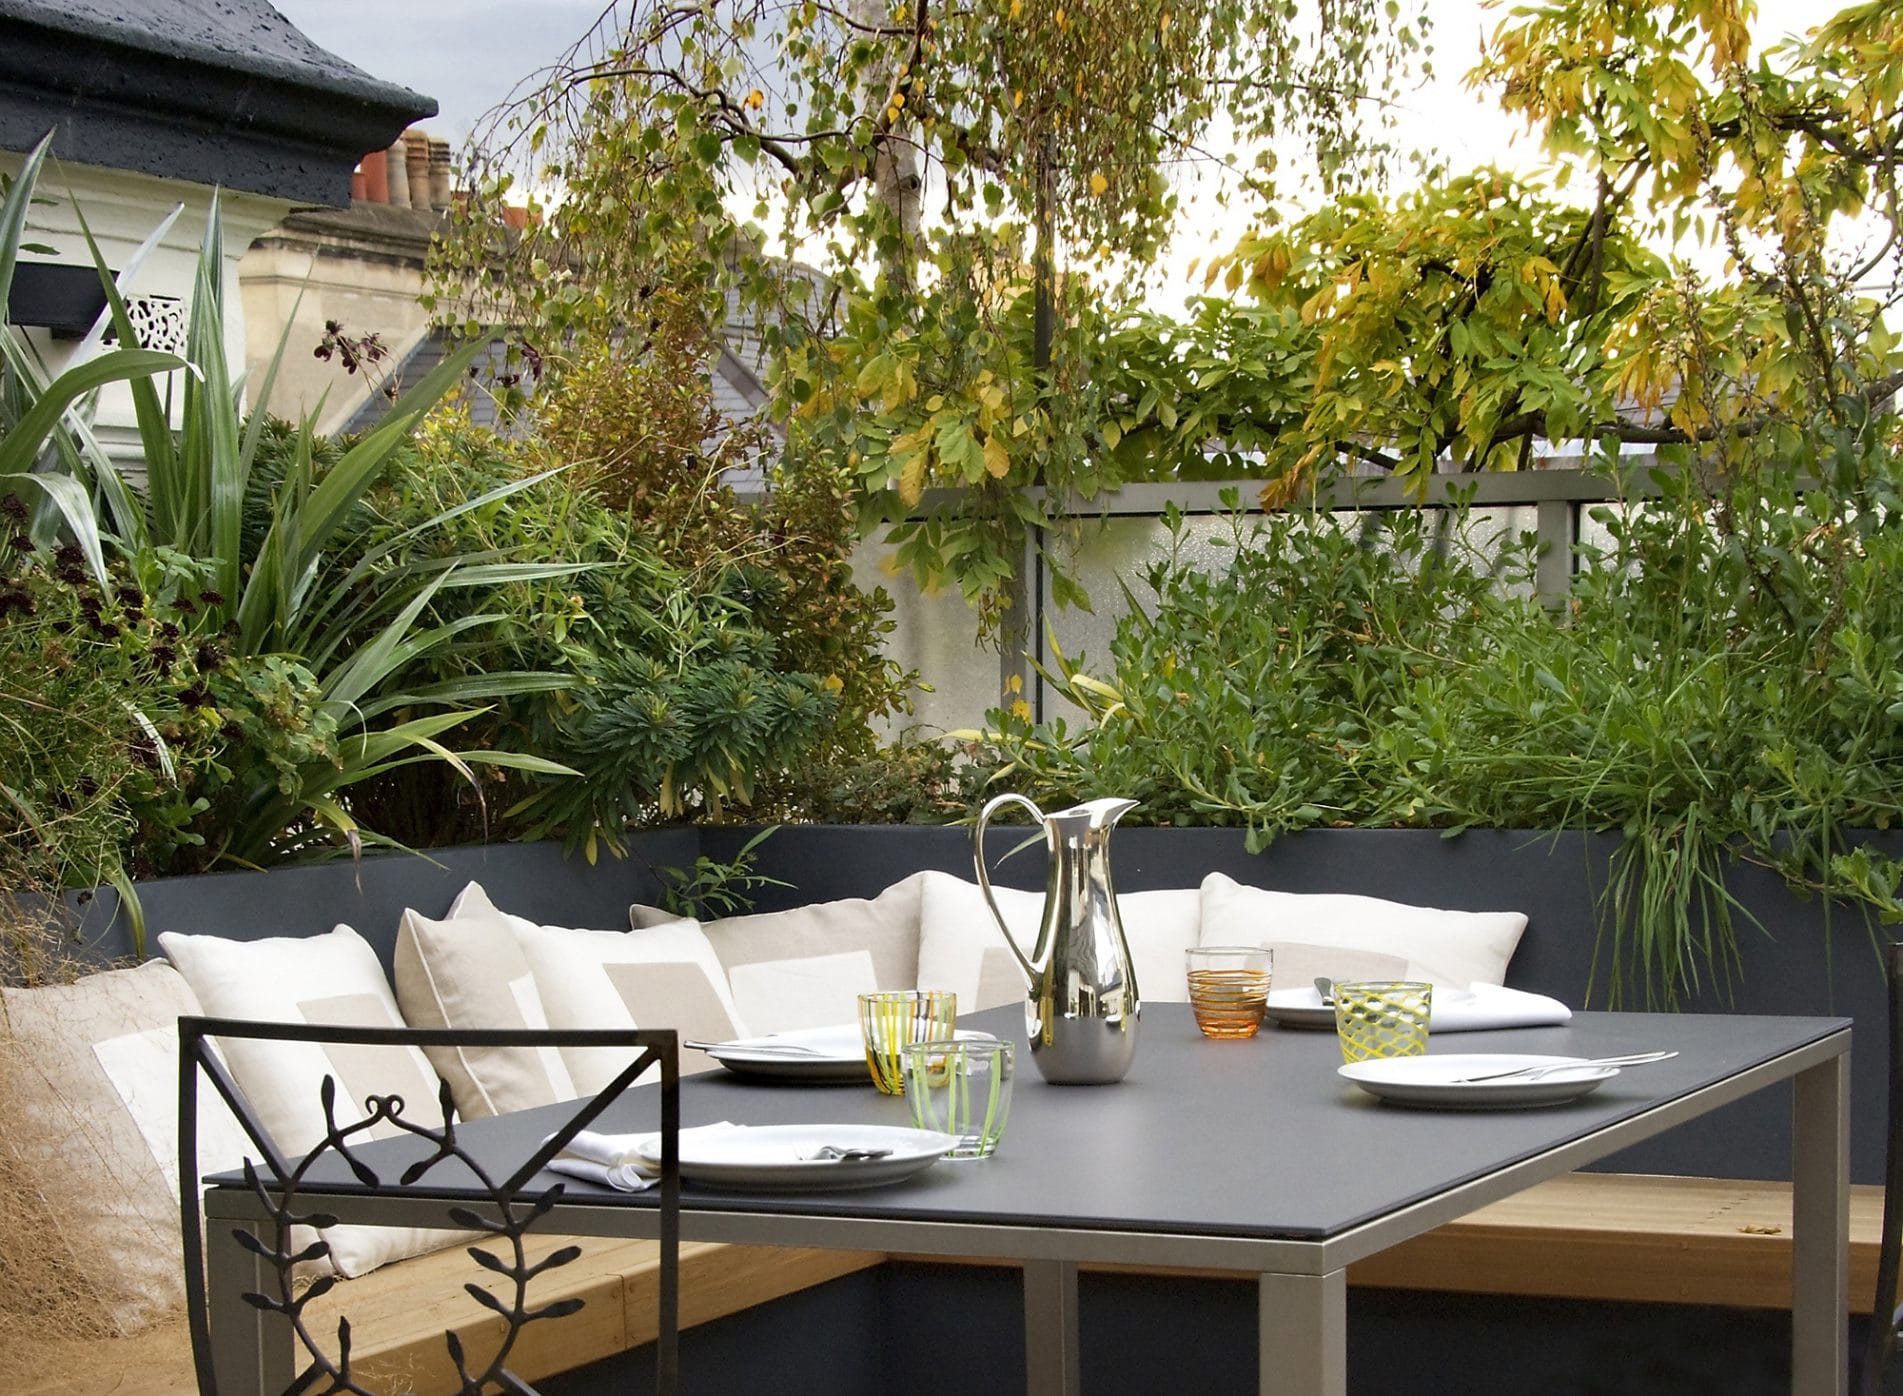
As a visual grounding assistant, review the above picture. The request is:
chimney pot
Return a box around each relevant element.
[359,149,389,204]
[405,134,432,211]
[428,139,453,212]
[385,140,410,206]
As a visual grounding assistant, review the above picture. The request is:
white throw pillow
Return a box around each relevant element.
[657,872,929,1035]
[394,882,579,1118]
[159,925,462,1279]
[916,871,1203,1010]
[508,914,748,1095]
[0,961,250,1334]
[1196,872,1527,989]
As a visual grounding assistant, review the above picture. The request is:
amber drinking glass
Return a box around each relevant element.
[1186,946,1274,1039]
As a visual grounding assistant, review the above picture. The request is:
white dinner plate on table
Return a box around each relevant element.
[702,1025,997,1083]
[633,1123,958,1190]
[1338,1054,1620,1109]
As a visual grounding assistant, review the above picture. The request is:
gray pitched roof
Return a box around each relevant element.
[0,0,433,203]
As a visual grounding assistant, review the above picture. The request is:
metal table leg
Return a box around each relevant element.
[1023,1258,1081,1395]
[1259,1268,1347,1396]
[1791,1050,1850,1396]
[206,1212,293,1395]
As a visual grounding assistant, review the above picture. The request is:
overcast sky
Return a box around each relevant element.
[269,0,1825,300]
[271,0,621,146]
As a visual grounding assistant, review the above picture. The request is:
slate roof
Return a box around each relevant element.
[0,0,433,203]
[341,329,778,498]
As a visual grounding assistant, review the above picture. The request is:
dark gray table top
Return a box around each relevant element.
[218,1004,1847,1245]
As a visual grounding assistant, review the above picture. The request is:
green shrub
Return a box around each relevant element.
[319,415,851,855]
[977,452,1903,1005]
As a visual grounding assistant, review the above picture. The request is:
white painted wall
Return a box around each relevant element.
[0,150,293,468]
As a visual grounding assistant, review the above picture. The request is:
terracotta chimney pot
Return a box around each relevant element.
[359,149,388,204]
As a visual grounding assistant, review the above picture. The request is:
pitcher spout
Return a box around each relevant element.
[1050,796,1140,831]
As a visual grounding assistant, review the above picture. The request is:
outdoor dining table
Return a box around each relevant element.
[201,1002,1852,1396]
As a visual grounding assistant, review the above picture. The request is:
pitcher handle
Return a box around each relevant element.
[974,792,1045,983]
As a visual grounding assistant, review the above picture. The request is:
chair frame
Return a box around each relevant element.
[1864,940,1903,1396]
[177,1018,680,1396]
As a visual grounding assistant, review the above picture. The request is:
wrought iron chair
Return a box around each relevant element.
[177,1018,680,1396]
[1864,939,1903,1396]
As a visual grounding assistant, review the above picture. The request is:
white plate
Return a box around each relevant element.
[1338,1054,1619,1109]
[1263,993,1336,1030]
[633,1123,958,1190]
[704,1026,996,1083]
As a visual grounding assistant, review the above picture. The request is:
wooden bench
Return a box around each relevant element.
[7,1240,884,1396]
[11,1174,1886,1394]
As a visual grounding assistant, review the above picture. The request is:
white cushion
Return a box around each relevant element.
[507,914,747,1095]
[916,871,1203,1010]
[0,961,250,1333]
[394,882,579,1118]
[669,873,929,1035]
[159,924,461,1279]
[1196,872,1526,989]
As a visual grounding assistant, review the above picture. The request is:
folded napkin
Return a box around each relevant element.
[1427,982,1572,1033]
[547,1122,739,1192]
[1270,983,1572,1033]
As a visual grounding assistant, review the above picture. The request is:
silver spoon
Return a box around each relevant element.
[1314,977,1335,1005]
[1451,1050,1679,1083]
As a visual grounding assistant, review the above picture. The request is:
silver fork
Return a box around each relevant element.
[806,1145,894,1162]
[1453,1050,1678,1083]
[686,1038,829,1056]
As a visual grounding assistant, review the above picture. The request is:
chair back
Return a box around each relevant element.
[176,1019,679,1396]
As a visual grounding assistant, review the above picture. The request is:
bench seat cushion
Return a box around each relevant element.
[642,873,929,1035]
[508,912,747,1092]
[159,924,464,1278]
[0,961,248,1336]
[1196,873,1527,989]
[394,883,579,1116]
[916,873,1202,1010]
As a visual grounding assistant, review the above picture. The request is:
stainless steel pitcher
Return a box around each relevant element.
[974,794,1141,1084]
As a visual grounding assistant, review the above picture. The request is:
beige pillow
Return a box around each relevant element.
[1196,872,1526,988]
[394,882,578,1119]
[508,915,747,1095]
[654,873,928,1035]
[159,925,463,1279]
[0,961,250,1335]
[915,871,1202,1011]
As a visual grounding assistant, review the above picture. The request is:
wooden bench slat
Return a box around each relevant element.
[1346,1174,1885,1312]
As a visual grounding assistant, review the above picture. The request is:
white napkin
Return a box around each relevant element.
[1427,983,1572,1032]
[1271,983,1573,1033]
[547,1122,739,1192]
